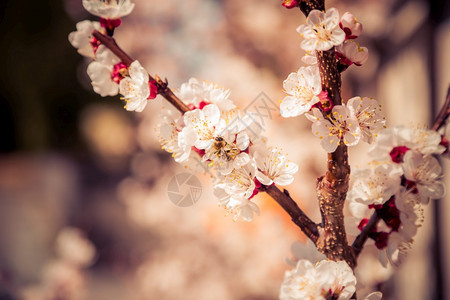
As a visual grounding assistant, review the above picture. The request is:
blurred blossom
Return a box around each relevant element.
[80,104,135,158]
[56,227,96,267]
[20,227,95,300]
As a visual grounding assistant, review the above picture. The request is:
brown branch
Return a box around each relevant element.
[298,0,324,15]
[296,0,356,267]
[264,185,320,243]
[351,211,380,257]
[432,85,450,131]
[92,30,190,114]
[316,145,356,268]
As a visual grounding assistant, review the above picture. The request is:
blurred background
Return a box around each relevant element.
[0,0,449,299]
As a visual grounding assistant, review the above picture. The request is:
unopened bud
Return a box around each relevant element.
[339,12,363,39]
[282,0,300,9]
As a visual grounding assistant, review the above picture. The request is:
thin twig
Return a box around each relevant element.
[351,211,380,257]
[92,30,190,114]
[264,185,320,243]
[432,85,450,131]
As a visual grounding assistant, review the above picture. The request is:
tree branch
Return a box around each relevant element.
[92,30,190,114]
[296,0,355,268]
[264,185,320,243]
[351,211,380,257]
[298,0,324,15]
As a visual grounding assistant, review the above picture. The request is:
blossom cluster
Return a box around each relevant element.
[280,259,382,300]
[68,0,157,112]
[281,8,377,153]
[159,78,299,222]
[348,126,446,266]
[296,8,368,68]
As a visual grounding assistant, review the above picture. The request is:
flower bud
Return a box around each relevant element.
[340,12,363,39]
[336,40,368,69]
[282,0,300,9]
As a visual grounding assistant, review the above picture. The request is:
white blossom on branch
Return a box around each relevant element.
[306,106,360,153]
[296,8,346,52]
[119,60,153,112]
[280,66,322,118]
[347,96,385,144]
[279,259,356,300]
[82,0,135,19]
[402,150,445,204]
[68,20,101,58]
[86,45,121,96]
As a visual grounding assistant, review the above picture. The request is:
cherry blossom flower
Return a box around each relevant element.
[301,53,318,65]
[82,0,135,19]
[182,104,221,150]
[306,106,360,153]
[55,228,96,267]
[280,66,322,118]
[214,163,260,221]
[347,96,385,144]
[339,12,363,39]
[336,40,369,67]
[253,146,298,186]
[68,20,101,58]
[379,232,411,267]
[395,187,423,239]
[86,45,122,97]
[297,8,346,52]
[279,259,356,300]
[348,164,401,206]
[158,110,192,163]
[369,126,445,162]
[177,78,235,112]
[214,184,260,222]
[119,60,151,112]
[402,150,445,203]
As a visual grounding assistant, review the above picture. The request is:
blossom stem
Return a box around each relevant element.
[351,211,380,257]
[92,30,190,114]
[264,185,320,243]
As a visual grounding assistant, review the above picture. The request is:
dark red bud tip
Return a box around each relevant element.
[192,147,206,157]
[389,146,410,163]
[357,218,369,231]
[100,18,122,36]
[371,231,389,249]
[111,62,128,84]
[282,0,300,9]
[440,135,449,154]
[198,101,208,110]
[89,36,101,54]
[312,91,334,112]
[147,80,158,100]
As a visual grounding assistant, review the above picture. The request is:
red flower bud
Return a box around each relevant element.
[282,0,300,9]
